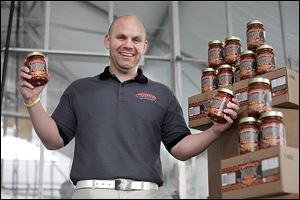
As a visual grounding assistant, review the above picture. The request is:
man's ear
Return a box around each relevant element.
[104,34,110,49]
[143,40,149,54]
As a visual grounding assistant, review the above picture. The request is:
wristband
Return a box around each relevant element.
[23,96,40,108]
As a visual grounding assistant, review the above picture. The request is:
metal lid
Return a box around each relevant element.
[208,40,224,46]
[259,111,284,119]
[225,36,241,42]
[218,88,234,96]
[256,44,273,51]
[239,117,259,124]
[247,20,264,26]
[218,64,232,70]
[202,67,216,73]
[240,50,256,56]
[26,51,45,58]
[248,77,270,85]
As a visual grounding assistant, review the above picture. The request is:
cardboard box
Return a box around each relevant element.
[221,146,299,199]
[257,193,299,199]
[188,90,214,130]
[262,67,299,109]
[207,108,299,199]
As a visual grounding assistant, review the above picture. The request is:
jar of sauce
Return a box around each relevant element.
[248,77,272,118]
[239,117,260,154]
[25,52,48,87]
[217,64,234,88]
[234,65,241,82]
[259,111,285,149]
[201,67,218,93]
[239,50,257,80]
[256,44,275,75]
[247,20,266,51]
[208,40,224,69]
[208,88,234,124]
[224,36,241,66]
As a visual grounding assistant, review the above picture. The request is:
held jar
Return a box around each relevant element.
[259,111,285,149]
[217,64,234,88]
[247,20,266,51]
[25,52,48,87]
[201,68,218,93]
[239,50,257,80]
[224,36,241,66]
[239,117,260,154]
[248,77,272,118]
[256,44,275,75]
[208,88,234,124]
[208,40,224,69]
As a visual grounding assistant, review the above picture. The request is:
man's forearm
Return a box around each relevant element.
[27,102,64,150]
[170,127,220,161]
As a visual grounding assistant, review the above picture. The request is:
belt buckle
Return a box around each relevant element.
[115,179,132,191]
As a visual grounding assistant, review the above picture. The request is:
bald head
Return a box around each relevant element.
[108,15,147,40]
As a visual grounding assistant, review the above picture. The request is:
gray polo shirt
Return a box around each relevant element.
[52,66,191,186]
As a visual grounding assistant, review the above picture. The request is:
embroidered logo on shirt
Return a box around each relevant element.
[135,92,157,102]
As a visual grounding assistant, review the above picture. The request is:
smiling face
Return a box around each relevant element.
[104,16,148,74]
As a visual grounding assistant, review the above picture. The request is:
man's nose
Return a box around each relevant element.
[124,39,134,48]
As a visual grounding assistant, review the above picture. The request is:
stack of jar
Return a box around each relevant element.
[201,40,224,93]
[203,37,240,93]
[236,20,276,82]
[204,20,278,129]
[238,77,286,154]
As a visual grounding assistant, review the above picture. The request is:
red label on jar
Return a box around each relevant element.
[248,89,272,113]
[256,52,275,74]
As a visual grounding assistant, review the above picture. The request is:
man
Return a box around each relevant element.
[18,15,239,199]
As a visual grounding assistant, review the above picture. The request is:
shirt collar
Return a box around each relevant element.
[99,66,148,84]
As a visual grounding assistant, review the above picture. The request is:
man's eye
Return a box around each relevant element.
[117,36,126,40]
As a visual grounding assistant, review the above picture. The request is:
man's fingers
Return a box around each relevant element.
[19,79,34,89]
[20,71,32,80]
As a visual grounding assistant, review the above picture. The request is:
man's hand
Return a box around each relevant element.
[212,98,240,136]
[18,61,50,103]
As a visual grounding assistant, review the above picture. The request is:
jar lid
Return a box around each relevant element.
[240,50,255,56]
[225,36,241,42]
[218,88,234,96]
[26,51,45,58]
[202,67,216,73]
[247,20,264,26]
[256,44,273,51]
[208,40,224,46]
[218,64,232,70]
[239,117,259,124]
[259,111,283,119]
[248,77,270,85]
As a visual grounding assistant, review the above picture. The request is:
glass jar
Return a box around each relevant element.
[248,77,272,118]
[25,52,48,87]
[239,50,257,80]
[239,117,260,154]
[247,20,266,51]
[208,88,234,124]
[259,111,285,149]
[224,36,241,66]
[201,68,218,93]
[256,44,275,75]
[234,65,241,82]
[208,40,224,69]
[217,64,234,88]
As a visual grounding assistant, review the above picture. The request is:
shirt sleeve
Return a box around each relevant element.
[161,93,191,152]
[51,86,77,146]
